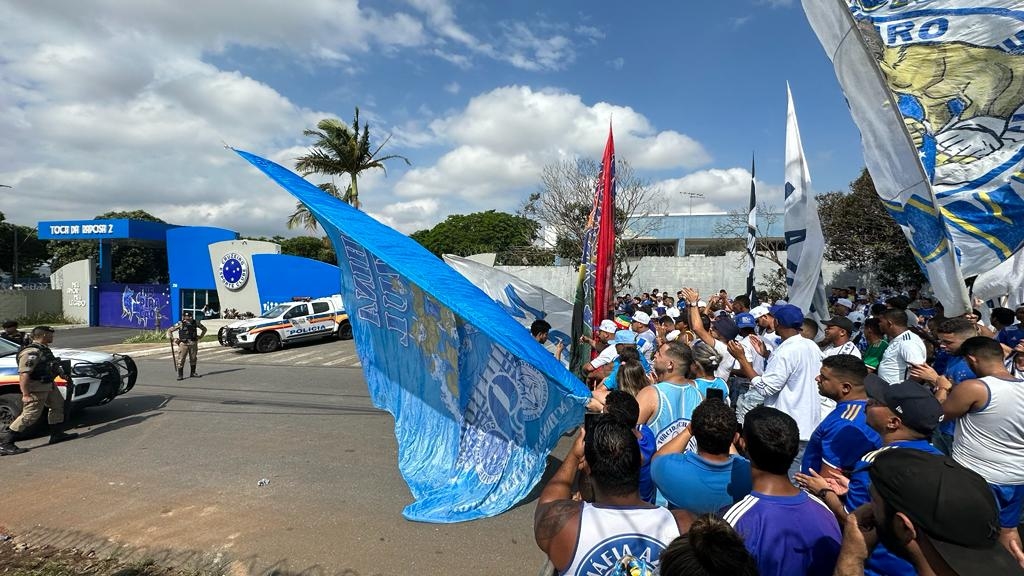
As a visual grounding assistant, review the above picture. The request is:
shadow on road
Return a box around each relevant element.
[512,454,563,510]
[12,525,378,576]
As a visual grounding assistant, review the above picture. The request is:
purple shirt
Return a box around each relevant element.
[724,491,841,576]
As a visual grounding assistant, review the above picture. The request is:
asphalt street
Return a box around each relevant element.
[0,353,561,575]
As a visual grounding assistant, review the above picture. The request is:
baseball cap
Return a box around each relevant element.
[614,329,639,346]
[598,319,617,334]
[868,449,1022,575]
[665,329,681,342]
[864,375,944,434]
[734,312,756,330]
[697,300,707,308]
[711,316,739,341]
[768,304,804,329]
[823,316,854,334]
[835,297,854,309]
[749,304,770,319]
[614,314,632,329]
[848,311,865,325]
[632,311,651,325]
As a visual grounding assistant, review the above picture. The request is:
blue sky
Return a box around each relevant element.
[0,0,866,237]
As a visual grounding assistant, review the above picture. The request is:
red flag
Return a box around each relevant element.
[593,126,616,330]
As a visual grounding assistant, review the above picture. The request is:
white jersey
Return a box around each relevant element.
[876,330,926,385]
[739,335,767,375]
[751,335,823,441]
[590,343,619,369]
[713,339,738,381]
[822,341,862,359]
[561,502,680,576]
[951,375,1024,485]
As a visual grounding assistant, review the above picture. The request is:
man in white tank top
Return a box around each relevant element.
[935,336,1024,568]
[534,415,692,575]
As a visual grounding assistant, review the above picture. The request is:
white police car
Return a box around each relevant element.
[218,295,351,353]
[0,337,138,428]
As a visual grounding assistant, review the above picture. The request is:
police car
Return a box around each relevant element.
[0,337,138,429]
[217,295,351,353]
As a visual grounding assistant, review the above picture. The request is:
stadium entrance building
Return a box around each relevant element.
[39,219,342,329]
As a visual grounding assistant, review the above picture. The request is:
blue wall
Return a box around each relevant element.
[167,226,238,320]
[253,254,342,313]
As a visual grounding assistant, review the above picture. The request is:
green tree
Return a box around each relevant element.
[47,210,169,283]
[817,169,926,288]
[410,211,543,265]
[279,236,337,265]
[290,108,410,230]
[0,212,49,280]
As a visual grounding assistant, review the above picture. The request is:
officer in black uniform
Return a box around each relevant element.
[165,312,207,380]
[1,319,30,346]
[0,326,78,456]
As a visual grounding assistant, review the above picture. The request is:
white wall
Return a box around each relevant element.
[208,240,281,315]
[497,252,871,302]
[49,258,94,323]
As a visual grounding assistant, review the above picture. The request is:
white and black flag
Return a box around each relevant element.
[746,155,757,306]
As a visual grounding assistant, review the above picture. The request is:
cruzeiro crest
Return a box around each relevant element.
[219,252,250,290]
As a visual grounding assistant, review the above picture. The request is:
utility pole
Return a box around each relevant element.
[12,227,17,287]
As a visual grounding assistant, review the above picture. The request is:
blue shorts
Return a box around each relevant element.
[989,483,1024,528]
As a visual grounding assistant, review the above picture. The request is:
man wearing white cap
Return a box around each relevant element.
[832,298,853,318]
[750,305,779,355]
[631,311,656,356]
[582,319,620,377]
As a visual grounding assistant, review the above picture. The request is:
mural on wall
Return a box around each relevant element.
[97,283,171,329]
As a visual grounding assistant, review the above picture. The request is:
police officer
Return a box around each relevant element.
[0,326,78,456]
[165,312,207,380]
[1,319,30,346]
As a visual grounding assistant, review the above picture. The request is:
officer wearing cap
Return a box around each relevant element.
[0,326,78,456]
[165,311,207,381]
[1,319,30,346]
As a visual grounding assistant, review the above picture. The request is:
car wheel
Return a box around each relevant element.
[0,393,46,435]
[255,332,281,353]
[337,321,353,340]
[0,393,20,429]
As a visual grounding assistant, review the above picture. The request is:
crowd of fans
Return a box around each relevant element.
[533,286,1024,576]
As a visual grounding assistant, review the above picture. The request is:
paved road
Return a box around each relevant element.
[0,355,559,575]
[53,326,152,349]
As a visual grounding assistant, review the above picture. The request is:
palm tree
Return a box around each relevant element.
[289,108,409,230]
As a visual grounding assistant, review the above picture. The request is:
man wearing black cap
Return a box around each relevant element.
[834,449,1024,575]
[798,376,945,575]
[821,316,861,359]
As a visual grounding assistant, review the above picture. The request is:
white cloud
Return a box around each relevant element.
[607,57,625,70]
[653,168,785,214]
[444,81,461,94]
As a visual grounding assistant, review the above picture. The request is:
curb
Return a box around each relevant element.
[89,340,225,358]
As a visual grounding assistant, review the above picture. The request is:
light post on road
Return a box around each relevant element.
[682,192,704,215]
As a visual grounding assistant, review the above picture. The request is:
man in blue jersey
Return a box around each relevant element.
[993,307,1024,351]
[800,354,881,476]
[651,399,752,514]
[637,341,704,449]
[723,406,841,576]
[907,316,977,455]
[798,377,944,576]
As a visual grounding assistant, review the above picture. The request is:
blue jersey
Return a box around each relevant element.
[939,355,976,436]
[651,452,751,514]
[637,425,657,504]
[801,400,881,474]
[846,441,942,576]
[998,324,1024,350]
[694,377,730,404]
[724,491,842,576]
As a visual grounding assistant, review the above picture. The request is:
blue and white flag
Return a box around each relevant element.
[443,254,573,368]
[802,1,1024,315]
[234,149,590,523]
[784,84,831,322]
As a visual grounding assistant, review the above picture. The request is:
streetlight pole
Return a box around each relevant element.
[683,192,705,215]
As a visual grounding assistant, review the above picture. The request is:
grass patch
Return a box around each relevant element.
[12,311,79,327]
[122,331,218,345]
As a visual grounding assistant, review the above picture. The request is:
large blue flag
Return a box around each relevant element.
[234,149,590,522]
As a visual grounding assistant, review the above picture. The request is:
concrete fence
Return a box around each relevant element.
[0,290,63,321]
[497,252,872,302]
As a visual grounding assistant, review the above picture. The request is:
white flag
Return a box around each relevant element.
[799,0,1024,315]
[443,254,572,366]
[785,84,831,322]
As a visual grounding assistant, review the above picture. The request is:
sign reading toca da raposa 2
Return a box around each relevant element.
[232,149,590,523]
